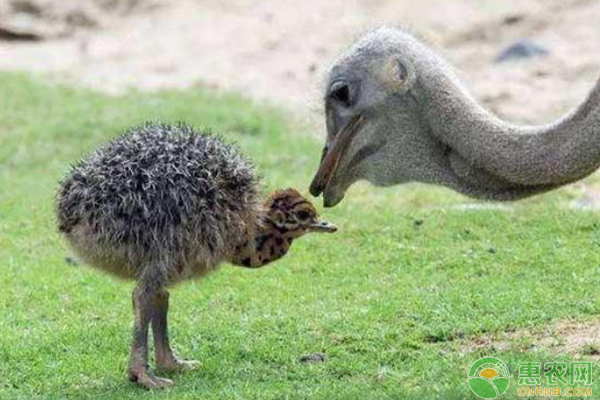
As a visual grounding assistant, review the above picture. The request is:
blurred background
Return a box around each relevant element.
[5,0,599,208]
[1,0,599,122]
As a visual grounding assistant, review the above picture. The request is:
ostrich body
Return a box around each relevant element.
[310,27,600,206]
[57,123,336,388]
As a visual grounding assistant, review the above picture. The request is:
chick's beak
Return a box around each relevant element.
[306,218,337,233]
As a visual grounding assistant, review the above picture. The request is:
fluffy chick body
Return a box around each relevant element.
[57,123,262,286]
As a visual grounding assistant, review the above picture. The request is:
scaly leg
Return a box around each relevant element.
[128,284,173,389]
[152,288,200,372]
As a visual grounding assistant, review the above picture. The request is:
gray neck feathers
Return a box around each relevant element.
[417,46,600,188]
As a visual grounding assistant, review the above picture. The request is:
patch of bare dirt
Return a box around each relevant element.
[453,319,600,359]
[0,0,156,40]
[0,0,599,126]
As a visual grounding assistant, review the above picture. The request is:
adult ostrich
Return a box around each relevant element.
[310,27,600,207]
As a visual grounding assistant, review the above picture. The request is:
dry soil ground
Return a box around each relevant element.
[1,0,599,124]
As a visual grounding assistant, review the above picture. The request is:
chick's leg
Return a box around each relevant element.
[153,288,200,372]
[128,284,173,389]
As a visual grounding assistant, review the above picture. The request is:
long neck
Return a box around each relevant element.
[421,57,600,188]
[230,220,296,268]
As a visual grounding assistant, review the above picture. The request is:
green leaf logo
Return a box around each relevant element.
[467,357,510,399]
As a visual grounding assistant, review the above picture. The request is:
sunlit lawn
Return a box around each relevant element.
[1,73,599,399]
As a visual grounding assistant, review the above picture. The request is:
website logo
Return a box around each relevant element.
[468,357,510,399]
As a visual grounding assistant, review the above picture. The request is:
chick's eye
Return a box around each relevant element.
[330,81,351,106]
[297,211,311,220]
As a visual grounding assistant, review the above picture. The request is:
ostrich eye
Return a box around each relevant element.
[297,210,311,220]
[330,81,351,106]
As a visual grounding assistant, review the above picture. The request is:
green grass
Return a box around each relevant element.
[1,72,600,399]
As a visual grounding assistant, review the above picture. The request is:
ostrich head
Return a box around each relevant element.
[310,27,600,207]
[310,28,429,207]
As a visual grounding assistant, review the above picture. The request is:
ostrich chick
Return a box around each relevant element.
[56,123,336,389]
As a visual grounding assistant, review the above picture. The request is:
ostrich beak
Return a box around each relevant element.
[309,114,364,198]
